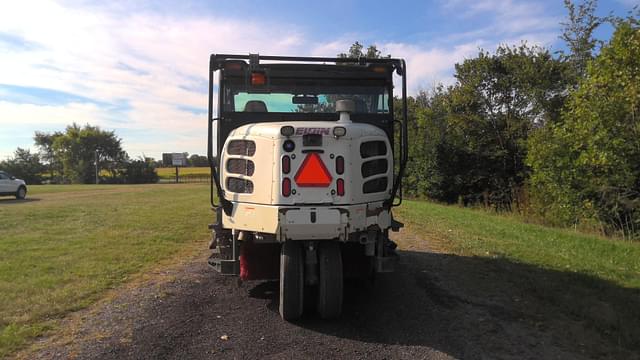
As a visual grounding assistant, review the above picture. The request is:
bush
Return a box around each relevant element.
[122,159,159,184]
[528,21,640,238]
[0,148,45,185]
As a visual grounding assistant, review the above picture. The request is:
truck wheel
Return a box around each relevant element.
[317,241,343,319]
[279,241,304,321]
[16,186,26,200]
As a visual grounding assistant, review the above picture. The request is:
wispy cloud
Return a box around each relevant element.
[0,0,565,159]
[440,0,559,45]
[382,41,485,91]
[0,1,308,157]
[616,0,639,7]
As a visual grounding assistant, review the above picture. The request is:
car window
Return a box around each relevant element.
[0,173,7,180]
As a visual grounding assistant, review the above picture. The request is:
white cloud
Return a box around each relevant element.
[0,0,563,159]
[382,41,485,92]
[440,0,560,45]
[0,1,308,157]
[0,101,110,126]
[617,0,639,7]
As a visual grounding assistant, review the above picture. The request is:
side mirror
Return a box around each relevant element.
[10,176,15,180]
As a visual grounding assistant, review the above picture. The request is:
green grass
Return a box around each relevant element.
[395,200,640,289]
[0,184,212,357]
[28,184,123,194]
[3,188,639,356]
[157,167,209,180]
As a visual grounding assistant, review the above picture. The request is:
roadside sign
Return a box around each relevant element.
[171,153,187,167]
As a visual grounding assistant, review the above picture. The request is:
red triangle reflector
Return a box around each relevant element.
[294,152,332,187]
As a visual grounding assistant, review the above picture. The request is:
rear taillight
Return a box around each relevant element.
[337,178,345,196]
[282,178,291,197]
[282,156,290,174]
[336,156,344,175]
[251,71,266,86]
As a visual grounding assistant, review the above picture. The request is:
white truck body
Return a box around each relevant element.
[220,121,392,241]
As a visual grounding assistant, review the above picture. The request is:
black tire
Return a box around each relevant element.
[317,241,343,319]
[279,241,304,321]
[16,186,26,200]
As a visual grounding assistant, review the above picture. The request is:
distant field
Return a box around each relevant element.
[157,167,209,180]
[395,200,640,289]
[0,184,212,357]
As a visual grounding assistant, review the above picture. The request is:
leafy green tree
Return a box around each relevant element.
[0,148,46,184]
[34,131,64,181]
[47,123,127,183]
[528,20,640,237]
[435,44,568,208]
[560,0,603,79]
[188,154,209,167]
[338,41,389,59]
[397,86,453,199]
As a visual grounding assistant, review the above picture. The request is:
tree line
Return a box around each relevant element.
[0,123,213,185]
[350,1,639,239]
[1,123,159,184]
[2,1,637,239]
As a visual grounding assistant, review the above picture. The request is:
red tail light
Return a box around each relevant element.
[282,156,290,174]
[282,178,291,197]
[336,156,344,175]
[294,152,332,187]
[337,178,345,196]
[251,72,266,86]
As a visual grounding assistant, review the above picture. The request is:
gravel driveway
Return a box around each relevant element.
[22,229,638,360]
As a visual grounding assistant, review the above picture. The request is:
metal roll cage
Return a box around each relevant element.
[207,54,408,214]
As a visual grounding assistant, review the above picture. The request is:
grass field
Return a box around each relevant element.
[395,200,640,289]
[0,184,211,357]
[156,167,209,180]
[2,187,639,357]
[395,201,640,350]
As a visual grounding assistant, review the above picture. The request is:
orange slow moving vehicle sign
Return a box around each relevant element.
[294,152,333,187]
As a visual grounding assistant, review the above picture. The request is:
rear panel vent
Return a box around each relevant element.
[227,140,256,156]
[361,159,388,178]
[227,177,254,193]
[226,159,255,176]
[360,141,386,158]
[363,177,387,194]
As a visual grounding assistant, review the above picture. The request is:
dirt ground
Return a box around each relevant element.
[17,228,639,360]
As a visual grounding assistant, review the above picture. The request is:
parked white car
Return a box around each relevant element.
[0,171,27,199]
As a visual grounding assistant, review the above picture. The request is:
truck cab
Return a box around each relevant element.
[207,54,408,320]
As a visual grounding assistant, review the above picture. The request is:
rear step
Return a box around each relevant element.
[208,255,239,275]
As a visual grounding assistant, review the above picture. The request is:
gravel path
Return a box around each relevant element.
[21,229,638,360]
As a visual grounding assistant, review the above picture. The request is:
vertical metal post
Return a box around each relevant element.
[95,149,99,185]
[175,166,179,183]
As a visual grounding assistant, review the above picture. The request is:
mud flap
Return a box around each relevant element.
[208,224,240,275]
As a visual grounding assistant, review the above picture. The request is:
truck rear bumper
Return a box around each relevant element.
[222,202,392,241]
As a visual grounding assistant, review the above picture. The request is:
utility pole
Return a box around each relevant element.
[95,149,99,185]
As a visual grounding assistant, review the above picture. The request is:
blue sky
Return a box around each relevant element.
[0,0,636,160]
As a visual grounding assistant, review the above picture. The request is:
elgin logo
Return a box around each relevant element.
[295,127,330,135]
